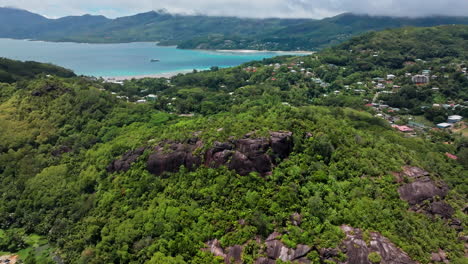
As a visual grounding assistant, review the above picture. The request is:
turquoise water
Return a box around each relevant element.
[0,39,306,77]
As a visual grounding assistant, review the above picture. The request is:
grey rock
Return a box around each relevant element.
[107,146,146,173]
[428,201,454,218]
[398,178,448,205]
[290,212,302,226]
[205,239,226,259]
[401,166,429,178]
[147,142,202,176]
[255,257,275,264]
[226,245,243,264]
[340,225,417,264]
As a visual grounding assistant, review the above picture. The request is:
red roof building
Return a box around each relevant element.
[445,153,458,160]
[392,125,414,132]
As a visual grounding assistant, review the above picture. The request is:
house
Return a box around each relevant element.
[136,99,147,104]
[448,115,463,123]
[379,104,389,109]
[146,94,157,101]
[422,70,431,76]
[412,75,429,85]
[445,153,458,160]
[376,83,385,89]
[392,125,414,133]
[387,74,396,80]
[437,123,452,129]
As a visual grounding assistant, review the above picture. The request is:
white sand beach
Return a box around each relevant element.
[103,69,195,81]
[214,49,315,55]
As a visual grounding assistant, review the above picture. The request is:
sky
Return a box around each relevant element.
[1,0,468,19]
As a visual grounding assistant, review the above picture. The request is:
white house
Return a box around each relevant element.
[448,115,463,123]
[437,123,452,129]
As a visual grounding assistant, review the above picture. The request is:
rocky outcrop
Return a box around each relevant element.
[206,239,226,259]
[428,201,455,219]
[225,245,243,264]
[146,131,294,176]
[401,166,430,178]
[395,166,453,220]
[339,225,418,264]
[290,212,302,226]
[205,131,293,176]
[108,131,293,176]
[431,249,449,263]
[204,231,311,264]
[147,140,203,176]
[398,178,449,205]
[205,227,417,264]
[107,146,147,173]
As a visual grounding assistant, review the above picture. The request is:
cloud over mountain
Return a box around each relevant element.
[1,0,467,18]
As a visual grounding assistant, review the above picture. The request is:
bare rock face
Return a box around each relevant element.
[107,146,146,173]
[398,178,449,205]
[264,235,311,263]
[428,201,455,219]
[147,141,202,176]
[204,231,311,264]
[268,131,294,159]
[340,225,418,264]
[225,245,243,264]
[255,257,276,264]
[431,249,449,263]
[395,166,455,222]
[290,212,302,226]
[206,239,226,259]
[393,166,430,183]
[205,131,294,176]
[205,142,235,168]
[112,131,293,177]
[401,166,430,178]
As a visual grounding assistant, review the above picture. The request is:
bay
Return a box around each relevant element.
[0,39,308,77]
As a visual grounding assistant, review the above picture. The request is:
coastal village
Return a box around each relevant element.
[244,58,467,140]
[103,57,467,137]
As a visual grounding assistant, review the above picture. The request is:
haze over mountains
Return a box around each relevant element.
[2,7,468,50]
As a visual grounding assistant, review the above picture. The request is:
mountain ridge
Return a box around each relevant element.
[2,7,468,50]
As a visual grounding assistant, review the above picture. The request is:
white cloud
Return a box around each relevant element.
[1,0,467,18]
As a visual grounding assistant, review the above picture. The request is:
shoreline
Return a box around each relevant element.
[102,69,196,81]
[213,49,315,55]
[0,38,314,54]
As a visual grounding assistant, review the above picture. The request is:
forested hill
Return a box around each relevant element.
[0,26,467,264]
[2,7,468,50]
[0,57,75,83]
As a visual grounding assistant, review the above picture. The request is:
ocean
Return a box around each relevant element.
[0,39,308,77]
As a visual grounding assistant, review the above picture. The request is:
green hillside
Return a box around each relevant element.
[0,26,467,264]
[2,7,468,50]
[0,57,75,84]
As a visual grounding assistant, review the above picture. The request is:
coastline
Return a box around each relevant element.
[102,69,196,81]
[214,49,315,55]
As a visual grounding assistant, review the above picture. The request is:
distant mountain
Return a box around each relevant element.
[0,8,48,37]
[1,7,468,50]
